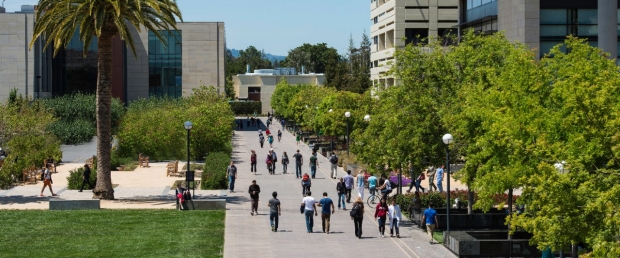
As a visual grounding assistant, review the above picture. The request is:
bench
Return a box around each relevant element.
[167,160,179,177]
[49,199,101,210]
[178,199,226,210]
[139,153,150,168]
[22,168,37,184]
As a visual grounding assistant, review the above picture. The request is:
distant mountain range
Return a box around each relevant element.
[229,48,287,62]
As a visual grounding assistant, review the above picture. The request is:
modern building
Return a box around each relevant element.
[0,5,225,103]
[457,0,619,60]
[233,67,325,114]
[370,0,459,88]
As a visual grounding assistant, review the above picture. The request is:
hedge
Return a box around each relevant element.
[229,101,261,115]
[66,167,97,190]
[200,152,230,190]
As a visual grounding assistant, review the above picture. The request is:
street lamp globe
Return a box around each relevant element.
[364,115,371,121]
[442,133,453,145]
[184,121,193,130]
[329,109,333,113]
[345,111,351,118]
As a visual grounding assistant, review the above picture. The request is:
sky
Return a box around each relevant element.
[5,0,370,56]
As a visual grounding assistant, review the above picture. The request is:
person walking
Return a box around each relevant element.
[250,150,257,175]
[388,199,402,238]
[227,161,237,193]
[356,170,365,200]
[268,191,281,232]
[328,152,339,179]
[268,134,274,148]
[296,131,301,146]
[427,166,437,192]
[436,165,444,192]
[79,164,93,192]
[411,191,422,224]
[301,173,312,196]
[309,152,318,179]
[318,192,335,234]
[271,149,277,172]
[277,129,282,142]
[175,182,189,210]
[39,165,57,197]
[422,202,439,244]
[293,149,303,178]
[302,191,318,233]
[375,198,388,237]
[336,177,347,210]
[259,133,265,148]
[343,170,354,203]
[351,197,365,239]
[281,151,289,174]
[249,180,261,215]
[266,151,274,175]
[408,169,426,193]
[367,173,378,198]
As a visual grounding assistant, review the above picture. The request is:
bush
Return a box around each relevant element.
[229,101,261,115]
[47,119,96,144]
[200,152,230,190]
[66,167,97,190]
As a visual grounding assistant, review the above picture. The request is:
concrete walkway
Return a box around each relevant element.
[223,118,456,258]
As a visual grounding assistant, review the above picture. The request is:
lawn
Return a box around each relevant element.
[0,210,225,257]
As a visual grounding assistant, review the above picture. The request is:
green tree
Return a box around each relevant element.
[31,0,182,199]
[270,78,311,120]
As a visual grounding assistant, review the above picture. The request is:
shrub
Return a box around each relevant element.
[200,152,230,190]
[229,101,261,115]
[66,167,97,190]
[47,119,96,144]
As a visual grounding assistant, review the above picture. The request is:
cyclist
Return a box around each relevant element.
[376,174,392,200]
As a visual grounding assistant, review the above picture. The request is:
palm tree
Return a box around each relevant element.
[30,0,182,199]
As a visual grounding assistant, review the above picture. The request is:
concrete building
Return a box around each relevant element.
[457,0,619,60]
[233,67,325,114]
[370,0,459,88]
[0,5,225,103]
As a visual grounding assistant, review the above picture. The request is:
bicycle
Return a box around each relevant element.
[367,189,395,208]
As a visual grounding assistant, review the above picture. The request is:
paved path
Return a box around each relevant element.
[223,118,456,258]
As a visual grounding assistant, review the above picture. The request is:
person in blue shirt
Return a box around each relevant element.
[318,192,335,234]
[436,165,444,192]
[367,174,378,197]
[422,202,439,244]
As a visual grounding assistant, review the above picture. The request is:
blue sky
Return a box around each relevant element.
[7,0,370,56]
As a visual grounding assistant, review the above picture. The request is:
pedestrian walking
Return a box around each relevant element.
[175,182,189,210]
[356,170,365,200]
[350,197,365,239]
[281,151,289,174]
[271,149,277,172]
[39,165,57,197]
[268,191,281,232]
[259,133,265,148]
[436,165,444,192]
[408,169,426,193]
[411,191,422,224]
[343,170,354,202]
[301,173,311,196]
[375,198,388,237]
[336,178,346,210]
[427,166,437,192]
[277,130,282,142]
[309,152,318,179]
[388,199,402,237]
[268,134,274,148]
[422,202,439,244]
[318,192,335,233]
[79,164,93,192]
[249,180,261,215]
[293,149,303,178]
[250,150,257,175]
[266,119,271,128]
[301,191,318,233]
[367,173,378,197]
[296,131,301,145]
[227,161,237,193]
[266,151,274,175]
[266,128,271,136]
[328,152,339,179]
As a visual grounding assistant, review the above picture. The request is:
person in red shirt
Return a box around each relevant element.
[375,198,388,237]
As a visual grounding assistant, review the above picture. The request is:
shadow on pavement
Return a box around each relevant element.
[0,196,46,205]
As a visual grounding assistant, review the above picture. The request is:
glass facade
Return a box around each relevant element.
[464,0,498,23]
[148,30,182,98]
[51,28,99,96]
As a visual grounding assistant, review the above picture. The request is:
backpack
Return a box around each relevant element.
[330,155,338,164]
[40,171,45,181]
[350,204,359,217]
[302,174,309,182]
[419,173,425,181]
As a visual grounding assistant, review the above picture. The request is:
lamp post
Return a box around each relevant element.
[345,111,351,155]
[442,133,454,245]
[364,114,370,122]
[184,121,193,192]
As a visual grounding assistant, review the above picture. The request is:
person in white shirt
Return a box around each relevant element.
[302,191,318,233]
[388,199,402,238]
[356,170,365,200]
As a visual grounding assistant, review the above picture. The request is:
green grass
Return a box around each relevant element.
[433,230,444,243]
[0,210,225,257]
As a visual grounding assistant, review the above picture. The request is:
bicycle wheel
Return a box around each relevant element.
[367,194,379,209]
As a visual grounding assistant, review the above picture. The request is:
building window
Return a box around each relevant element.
[148,30,182,98]
[464,0,497,23]
[405,28,428,45]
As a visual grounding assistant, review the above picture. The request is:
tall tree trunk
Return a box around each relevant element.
[93,25,117,200]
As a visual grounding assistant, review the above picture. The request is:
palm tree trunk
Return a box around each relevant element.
[92,25,116,200]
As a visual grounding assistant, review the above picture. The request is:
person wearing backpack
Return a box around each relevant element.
[350,197,365,239]
[266,151,274,175]
[39,165,57,197]
[329,152,338,179]
[227,161,238,193]
[259,133,265,148]
[281,151,289,174]
[271,149,277,172]
[343,170,354,203]
[301,173,311,196]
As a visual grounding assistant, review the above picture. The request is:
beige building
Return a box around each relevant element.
[370,0,459,88]
[0,9,35,102]
[233,68,325,114]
